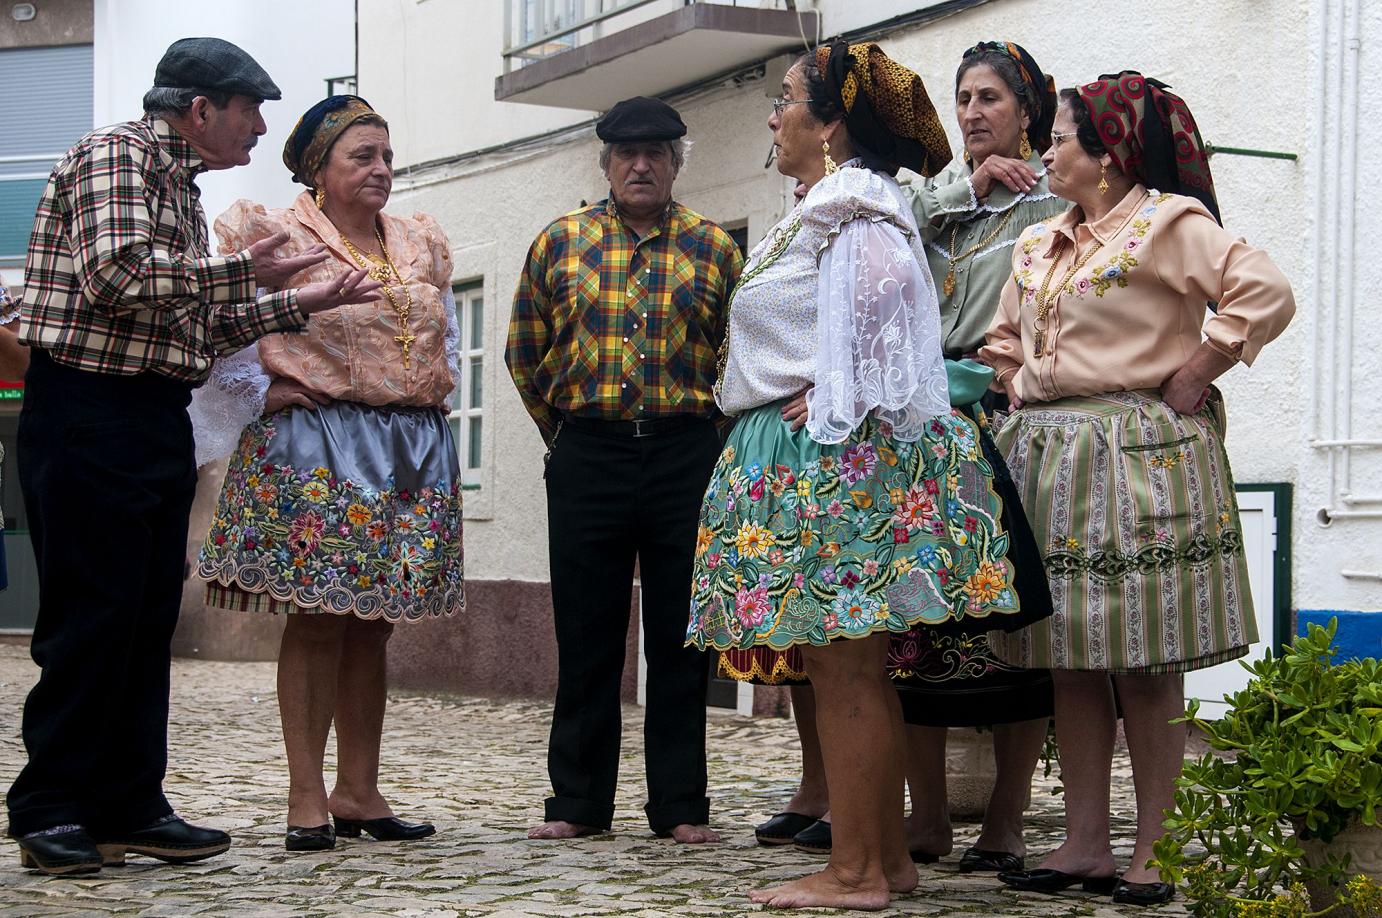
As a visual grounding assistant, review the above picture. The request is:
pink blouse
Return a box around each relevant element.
[215,193,454,407]
[980,185,1295,404]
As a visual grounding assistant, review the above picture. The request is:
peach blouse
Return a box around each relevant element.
[979,185,1295,404]
[215,193,455,407]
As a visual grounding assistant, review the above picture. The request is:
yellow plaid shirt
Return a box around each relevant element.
[506,198,742,442]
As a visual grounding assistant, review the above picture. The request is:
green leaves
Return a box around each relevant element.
[1152,618,1382,916]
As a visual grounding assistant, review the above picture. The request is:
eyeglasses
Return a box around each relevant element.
[771,97,812,116]
[1050,130,1078,148]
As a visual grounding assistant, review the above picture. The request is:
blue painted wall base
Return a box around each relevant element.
[1296,609,1382,662]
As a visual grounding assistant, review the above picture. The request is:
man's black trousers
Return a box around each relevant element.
[6,350,197,837]
[542,416,719,834]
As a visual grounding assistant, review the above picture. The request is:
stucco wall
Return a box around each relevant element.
[0,0,91,47]
[370,0,1382,627]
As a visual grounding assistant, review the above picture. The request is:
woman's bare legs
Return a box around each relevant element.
[783,684,830,817]
[1029,671,1118,879]
[749,634,913,911]
[328,617,397,821]
[1112,673,1185,884]
[903,725,952,856]
[278,613,350,827]
[976,717,1047,856]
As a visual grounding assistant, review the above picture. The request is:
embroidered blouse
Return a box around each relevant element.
[717,164,949,443]
[903,151,1066,356]
[979,184,1296,404]
[214,193,456,408]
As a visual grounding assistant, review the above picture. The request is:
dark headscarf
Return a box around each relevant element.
[961,41,1057,152]
[282,95,386,187]
[814,41,951,177]
[1077,71,1220,223]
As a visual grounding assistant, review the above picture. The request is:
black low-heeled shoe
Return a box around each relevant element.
[958,846,1024,873]
[792,819,831,854]
[753,812,818,846]
[1112,879,1176,905]
[15,828,103,876]
[284,824,336,852]
[332,816,435,841]
[95,816,231,865]
[998,868,1119,895]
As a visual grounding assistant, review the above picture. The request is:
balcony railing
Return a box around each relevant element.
[503,0,750,73]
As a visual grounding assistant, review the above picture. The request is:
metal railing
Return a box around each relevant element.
[503,0,746,72]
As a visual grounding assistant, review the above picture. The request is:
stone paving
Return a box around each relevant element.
[0,643,1188,917]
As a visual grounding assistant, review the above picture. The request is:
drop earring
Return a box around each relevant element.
[1098,161,1109,195]
[822,139,839,175]
[315,186,327,209]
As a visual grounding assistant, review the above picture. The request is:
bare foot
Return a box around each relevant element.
[669,823,720,844]
[903,813,953,861]
[748,866,891,911]
[527,820,601,840]
[885,855,919,894]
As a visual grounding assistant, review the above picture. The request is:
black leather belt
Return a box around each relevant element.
[561,414,704,439]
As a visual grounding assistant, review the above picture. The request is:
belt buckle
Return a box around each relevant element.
[632,418,649,438]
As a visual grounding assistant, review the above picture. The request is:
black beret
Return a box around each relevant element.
[153,37,282,102]
[595,96,686,143]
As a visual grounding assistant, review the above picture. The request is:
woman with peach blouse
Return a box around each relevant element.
[981,72,1295,906]
[192,96,463,853]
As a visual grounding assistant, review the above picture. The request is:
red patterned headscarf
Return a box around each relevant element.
[1076,71,1219,223]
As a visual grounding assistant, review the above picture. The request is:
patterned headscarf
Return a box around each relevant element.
[961,41,1057,152]
[1077,71,1220,223]
[814,41,951,177]
[282,95,387,187]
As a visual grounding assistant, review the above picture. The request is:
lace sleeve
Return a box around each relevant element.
[806,217,949,444]
[442,286,461,406]
[188,339,271,467]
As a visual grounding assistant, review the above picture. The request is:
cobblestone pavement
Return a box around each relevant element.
[0,643,1188,917]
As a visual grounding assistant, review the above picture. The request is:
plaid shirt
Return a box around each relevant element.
[506,198,742,442]
[17,117,304,382]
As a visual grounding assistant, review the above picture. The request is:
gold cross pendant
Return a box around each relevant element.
[395,332,416,369]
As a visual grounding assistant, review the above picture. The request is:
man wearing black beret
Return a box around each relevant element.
[6,37,381,875]
[508,96,742,843]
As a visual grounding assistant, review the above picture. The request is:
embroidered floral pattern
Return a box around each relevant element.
[198,420,464,621]
[1044,529,1243,583]
[686,411,1022,651]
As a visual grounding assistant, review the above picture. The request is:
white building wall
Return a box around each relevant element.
[372,0,1378,617]
[93,0,355,236]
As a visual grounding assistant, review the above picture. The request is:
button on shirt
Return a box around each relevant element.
[506,198,742,442]
[18,117,304,382]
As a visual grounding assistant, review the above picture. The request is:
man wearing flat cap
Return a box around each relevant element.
[5,37,381,875]
[507,96,742,843]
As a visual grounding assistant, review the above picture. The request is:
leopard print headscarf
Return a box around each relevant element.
[814,41,951,177]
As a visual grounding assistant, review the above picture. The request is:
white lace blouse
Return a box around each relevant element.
[716,165,948,444]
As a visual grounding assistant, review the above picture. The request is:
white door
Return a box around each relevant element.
[1183,489,1279,718]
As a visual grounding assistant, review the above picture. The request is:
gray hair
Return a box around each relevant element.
[142,86,234,117]
[598,139,692,174]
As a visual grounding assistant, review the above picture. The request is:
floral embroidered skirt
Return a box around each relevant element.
[686,401,1035,653]
[989,389,1255,674]
[197,401,465,623]
[711,408,1055,725]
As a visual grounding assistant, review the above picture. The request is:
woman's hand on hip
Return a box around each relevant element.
[1161,367,1210,414]
[265,377,332,415]
[781,389,811,431]
[970,155,1037,199]
[1001,376,1025,410]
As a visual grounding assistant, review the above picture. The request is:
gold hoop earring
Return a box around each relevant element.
[1018,130,1033,160]
[315,187,326,210]
[1097,161,1109,195]
[822,139,838,175]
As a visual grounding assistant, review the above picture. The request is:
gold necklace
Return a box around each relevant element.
[342,229,416,368]
[1030,193,1148,356]
[943,206,1018,298]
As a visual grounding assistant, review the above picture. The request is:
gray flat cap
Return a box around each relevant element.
[153,37,281,101]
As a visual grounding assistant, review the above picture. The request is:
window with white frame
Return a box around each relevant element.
[450,281,485,487]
